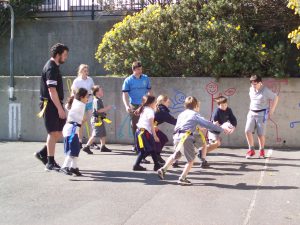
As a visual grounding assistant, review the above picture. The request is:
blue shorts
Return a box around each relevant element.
[64,134,81,157]
[85,102,93,112]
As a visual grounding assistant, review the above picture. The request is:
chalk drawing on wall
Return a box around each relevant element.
[264,79,288,142]
[205,81,237,120]
[169,89,187,114]
[290,102,300,128]
[9,103,21,139]
[117,114,134,140]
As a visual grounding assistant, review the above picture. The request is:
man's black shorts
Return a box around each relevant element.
[40,100,66,133]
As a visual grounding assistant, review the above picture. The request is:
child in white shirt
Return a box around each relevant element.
[61,88,89,176]
[133,95,162,171]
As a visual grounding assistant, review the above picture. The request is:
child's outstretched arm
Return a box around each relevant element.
[165,113,177,125]
[196,114,233,134]
[195,114,223,133]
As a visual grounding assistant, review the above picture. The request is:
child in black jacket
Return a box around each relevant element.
[154,95,177,163]
[206,96,237,153]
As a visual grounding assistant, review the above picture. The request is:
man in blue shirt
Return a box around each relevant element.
[122,61,152,151]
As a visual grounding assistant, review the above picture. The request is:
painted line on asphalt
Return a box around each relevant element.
[243,149,273,225]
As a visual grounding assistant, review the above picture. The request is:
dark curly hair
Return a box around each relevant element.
[50,43,69,58]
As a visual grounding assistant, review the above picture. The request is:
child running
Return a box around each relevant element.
[154,95,177,163]
[157,96,232,185]
[61,88,89,176]
[82,85,112,154]
[198,95,237,165]
[133,95,162,171]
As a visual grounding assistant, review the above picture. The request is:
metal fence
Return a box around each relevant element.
[32,0,177,13]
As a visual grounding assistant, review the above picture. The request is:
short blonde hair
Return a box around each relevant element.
[156,95,168,105]
[77,64,89,77]
[156,95,169,112]
[184,96,199,110]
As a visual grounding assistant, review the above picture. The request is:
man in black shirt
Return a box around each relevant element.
[34,43,69,171]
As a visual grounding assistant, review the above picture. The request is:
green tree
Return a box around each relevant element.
[0,0,42,37]
[287,0,300,48]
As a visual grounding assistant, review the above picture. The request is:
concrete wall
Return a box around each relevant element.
[0,18,121,76]
[0,76,299,148]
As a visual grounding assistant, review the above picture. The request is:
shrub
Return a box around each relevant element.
[96,0,300,78]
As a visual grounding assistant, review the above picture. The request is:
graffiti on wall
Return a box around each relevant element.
[205,81,237,120]
[169,89,187,115]
[264,79,288,142]
[117,114,134,140]
[290,102,300,128]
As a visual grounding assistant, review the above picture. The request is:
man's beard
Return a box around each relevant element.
[58,56,66,64]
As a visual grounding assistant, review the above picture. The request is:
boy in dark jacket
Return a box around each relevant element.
[206,96,237,153]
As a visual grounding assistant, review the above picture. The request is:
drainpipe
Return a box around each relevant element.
[2,1,15,101]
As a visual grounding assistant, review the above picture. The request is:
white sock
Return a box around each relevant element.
[62,155,72,168]
[70,157,78,169]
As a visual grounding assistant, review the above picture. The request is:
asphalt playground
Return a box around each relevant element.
[0,142,299,225]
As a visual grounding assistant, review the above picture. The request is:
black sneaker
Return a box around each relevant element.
[82,146,93,155]
[178,178,192,186]
[133,165,147,171]
[100,145,112,152]
[53,161,61,169]
[200,159,210,168]
[45,163,60,172]
[69,167,82,176]
[157,168,166,180]
[60,167,72,176]
[157,155,165,164]
[154,163,162,171]
[34,152,47,165]
[141,158,151,164]
[91,143,101,150]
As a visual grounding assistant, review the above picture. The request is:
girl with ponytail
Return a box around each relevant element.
[133,95,162,171]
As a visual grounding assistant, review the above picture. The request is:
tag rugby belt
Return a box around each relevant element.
[250,108,269,123]
[175,127,207,151]
[37,98,64,118]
